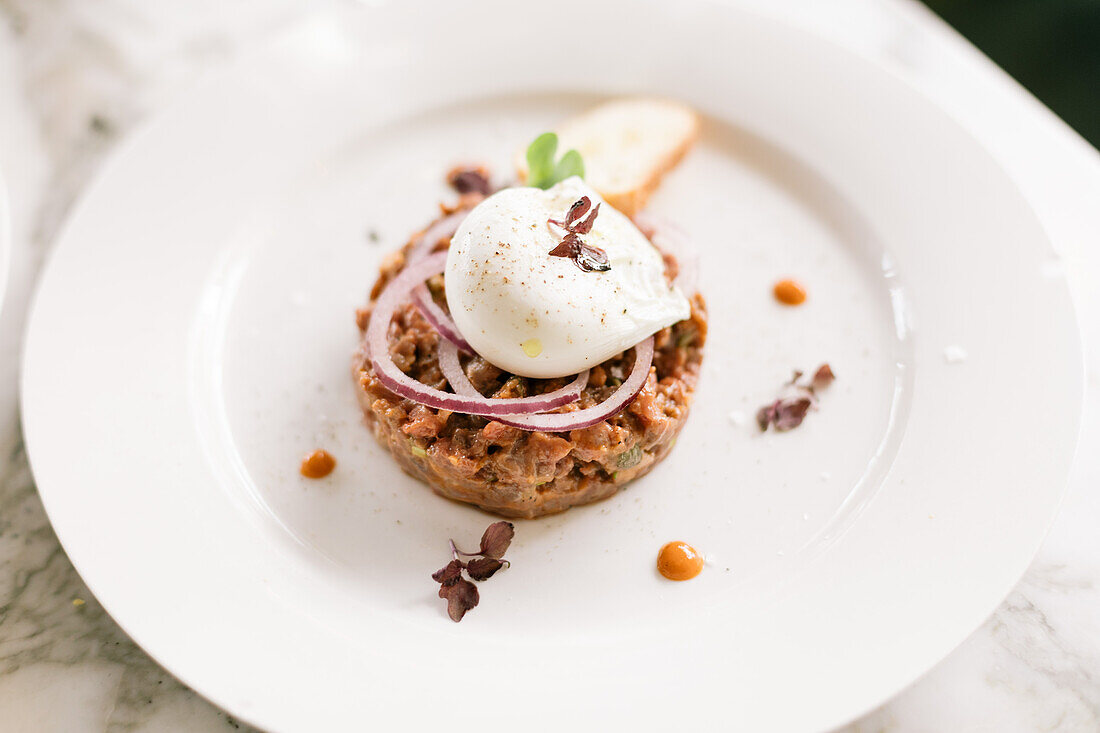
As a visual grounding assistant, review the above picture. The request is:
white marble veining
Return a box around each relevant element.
[0,1,1097,731]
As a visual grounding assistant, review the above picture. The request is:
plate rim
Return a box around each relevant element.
[0,173,11,327]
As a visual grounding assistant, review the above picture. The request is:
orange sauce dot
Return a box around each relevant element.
[773,279,807,306]
[300,449,336,479]
[657,541,704,581]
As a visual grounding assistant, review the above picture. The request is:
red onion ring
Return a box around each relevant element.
[437,339,591,408]
[439,336,654,433]
[437,339,477,396]
[493,337,654,432]
[367,252,586,416]
[407,211,474,350]
[633,212,698,295]
[408,211,466,262]
[412,284,472,352]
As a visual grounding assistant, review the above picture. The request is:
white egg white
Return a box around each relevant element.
[444,177,690,378]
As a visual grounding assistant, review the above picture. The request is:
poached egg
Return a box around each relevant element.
[445,177,690,378]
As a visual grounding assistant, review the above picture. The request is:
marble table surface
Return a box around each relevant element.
[1,0,1098,730]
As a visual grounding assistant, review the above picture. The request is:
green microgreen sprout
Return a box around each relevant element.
[525,132,585,189]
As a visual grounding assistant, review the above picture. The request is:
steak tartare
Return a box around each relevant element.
[353,205,707,518]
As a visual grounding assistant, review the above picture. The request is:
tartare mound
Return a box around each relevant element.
[353,210,707,519]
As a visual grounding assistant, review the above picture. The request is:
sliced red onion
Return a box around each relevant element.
[408,211,466,262]
[633,212,698,295]
[438,338,592,408]
[437,339,477,396]
[496,337,654,432]
[407,211,473,350]
[412,284,472,352]
[367,252,586,416]
[440,336,655,433]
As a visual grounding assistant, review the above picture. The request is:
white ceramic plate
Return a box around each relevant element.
[21,2,1083,731]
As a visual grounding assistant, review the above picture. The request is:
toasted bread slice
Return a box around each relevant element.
[517,98,699,216]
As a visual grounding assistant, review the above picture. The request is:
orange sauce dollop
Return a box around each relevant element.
[773,279,807,306]
[657,541,704,581]
[300,449,336,479]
